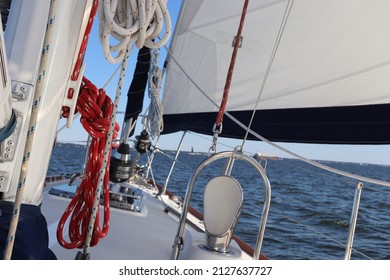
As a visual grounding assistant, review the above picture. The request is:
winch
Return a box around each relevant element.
[109,118,134,183]
[109,47,151,183]
[135,129,151,155]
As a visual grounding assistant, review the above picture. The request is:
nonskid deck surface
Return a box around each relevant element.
[42,181,249,260]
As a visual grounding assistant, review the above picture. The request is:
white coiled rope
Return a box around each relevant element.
[98,0,172,64]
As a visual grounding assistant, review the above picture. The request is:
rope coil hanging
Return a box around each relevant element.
[145,48,163,139]
[98,0,172,64]
[57,77,119,249]
[57,0,121,251]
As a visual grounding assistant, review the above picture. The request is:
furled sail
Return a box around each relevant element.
[162,0,390,144]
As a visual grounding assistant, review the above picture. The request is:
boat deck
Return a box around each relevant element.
[42,180,248,260]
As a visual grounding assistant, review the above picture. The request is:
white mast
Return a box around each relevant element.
[0,3,14,194]
[0,0,93,205]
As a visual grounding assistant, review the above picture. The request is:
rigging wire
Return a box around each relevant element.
[186,132,390,196]
[241,0,294,149]
[162,0,390,187]
[163,47,390,188]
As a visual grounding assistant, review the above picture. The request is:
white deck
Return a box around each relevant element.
[42,180,249,260]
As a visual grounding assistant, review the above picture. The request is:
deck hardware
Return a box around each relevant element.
[171,150,271,260]
[344,182,363,260]
[0,111,21,162]
[203,175,243,253]
[62,63,85,128]
[0,173,8,192]
[74,251,90,260]
[0,109,16,143]
[11,82,32,101]
[109,184,143,212]
[110,118,134,183]
[162,130,187,195]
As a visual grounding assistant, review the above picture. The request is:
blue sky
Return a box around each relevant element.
[56,1,390,165]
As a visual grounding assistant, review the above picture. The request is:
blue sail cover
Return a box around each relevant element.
[162,0,390,144]
[125,46,151,137]
[0,201,56,260]
[162,104,390,144]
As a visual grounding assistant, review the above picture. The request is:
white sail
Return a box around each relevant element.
[162,0,390,143]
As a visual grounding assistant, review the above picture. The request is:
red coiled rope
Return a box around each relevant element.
[56,0,121,249]
[57,77,119,249]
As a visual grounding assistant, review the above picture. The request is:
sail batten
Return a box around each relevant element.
[162,0,390,144]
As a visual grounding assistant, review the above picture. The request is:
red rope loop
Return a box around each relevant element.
[57,77,119,249]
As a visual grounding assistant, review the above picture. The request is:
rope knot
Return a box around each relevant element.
[57,76,119,249]
[77,77,119,140]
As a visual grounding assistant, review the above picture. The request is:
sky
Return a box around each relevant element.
[56,0,390,166]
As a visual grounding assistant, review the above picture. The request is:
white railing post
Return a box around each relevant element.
[344,182,363,260]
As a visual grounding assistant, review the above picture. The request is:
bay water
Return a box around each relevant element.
[48,143,390,260]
